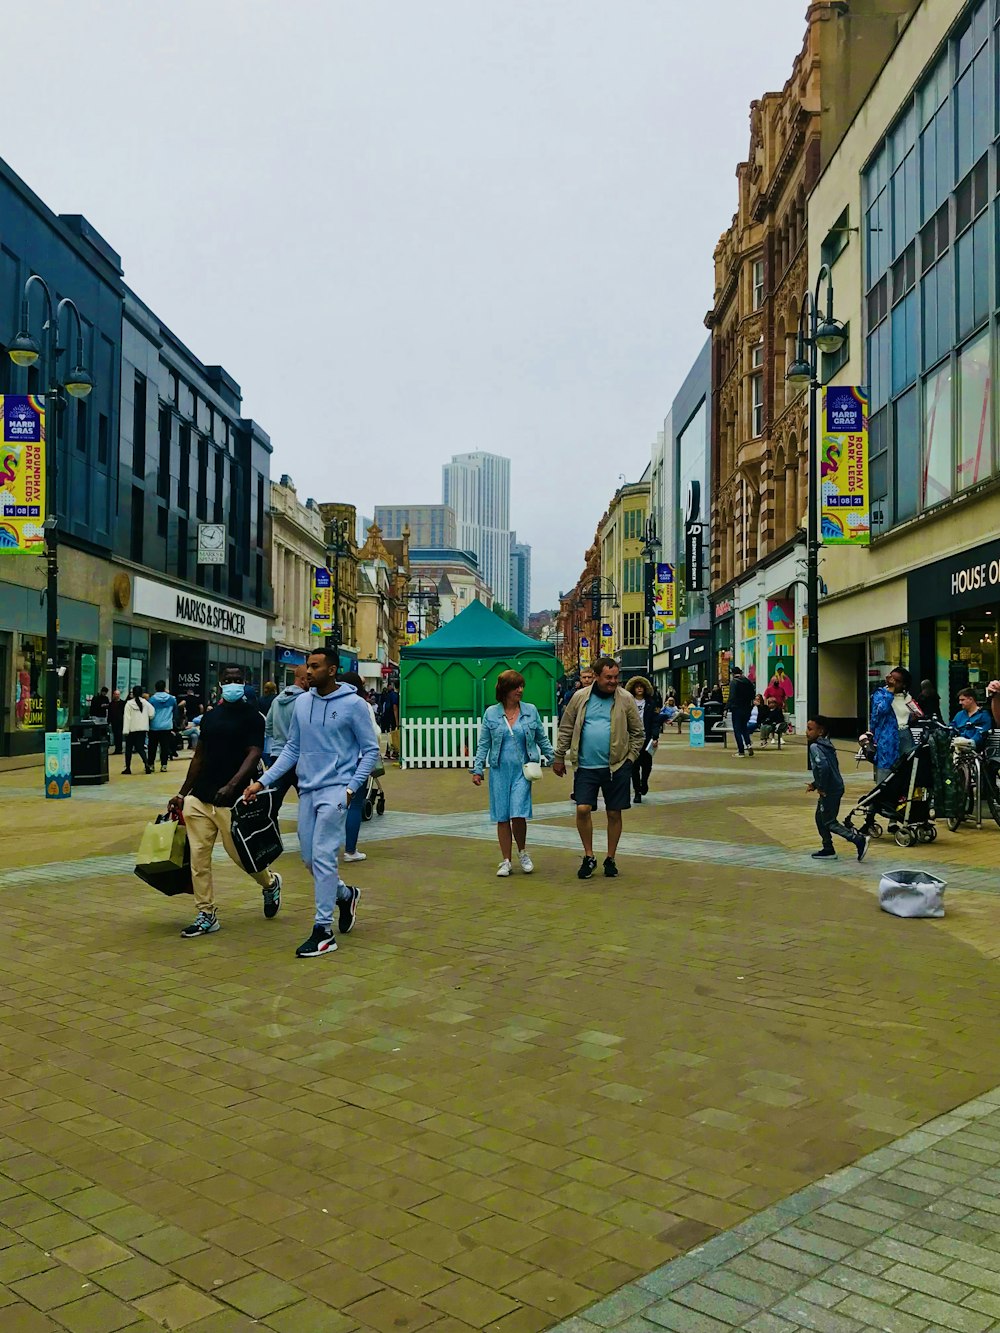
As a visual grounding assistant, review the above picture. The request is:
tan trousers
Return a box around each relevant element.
[183,795,273,914]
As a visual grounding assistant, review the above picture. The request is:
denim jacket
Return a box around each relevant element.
[473,703,555,776]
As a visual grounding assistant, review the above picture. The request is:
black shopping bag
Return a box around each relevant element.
[230,791,283,874]
[134,813,193,896]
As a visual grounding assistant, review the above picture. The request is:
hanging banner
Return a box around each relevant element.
[600,622,615,656]
[821,386,869,545]
[310,567,333,637]
[0,395,46,555]
[653,562,676,632]
[405,618,419,647]
[44,730,72,800]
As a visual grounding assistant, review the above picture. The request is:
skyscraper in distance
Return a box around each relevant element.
[510,536,531,629]
[441,452,511,607]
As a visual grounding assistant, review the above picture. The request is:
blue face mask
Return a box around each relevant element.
[221,683,246,703]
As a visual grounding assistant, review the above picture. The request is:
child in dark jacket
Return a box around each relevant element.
[806,716,870,863]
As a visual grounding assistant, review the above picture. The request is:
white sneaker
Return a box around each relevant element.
[518,850,534,874]
[342,850,367,863]
[496,860,512,877]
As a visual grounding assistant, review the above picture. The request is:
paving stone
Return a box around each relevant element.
[133,1281,222,1329]
[771,1296,864,1333]
[832,1293,928,1333]
[899,1291,994,1332]
[211,1271,302,1317]
[578,1285,655,1327]
[52,1235,133,1274]
[51,1289,144,1332]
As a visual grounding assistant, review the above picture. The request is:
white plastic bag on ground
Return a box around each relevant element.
[878,870,946,918]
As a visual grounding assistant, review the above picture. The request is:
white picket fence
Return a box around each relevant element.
[401,715,560,769]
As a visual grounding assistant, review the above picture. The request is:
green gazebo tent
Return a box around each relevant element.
[400,599,557,723]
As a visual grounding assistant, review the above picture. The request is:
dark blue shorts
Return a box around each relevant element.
[574,764,632,811]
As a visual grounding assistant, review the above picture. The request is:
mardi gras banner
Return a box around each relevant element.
[821,386,869,545]
[0,395,45,555]
[311,567,333,636]
[653,561,676,632]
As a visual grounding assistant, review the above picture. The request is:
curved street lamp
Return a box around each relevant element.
[8,274,95,735]
[785,261,845,731]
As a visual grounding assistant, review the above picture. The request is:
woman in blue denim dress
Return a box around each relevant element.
[472,670,555,877]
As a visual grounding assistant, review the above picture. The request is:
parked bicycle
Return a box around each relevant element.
[946,733,1000,832]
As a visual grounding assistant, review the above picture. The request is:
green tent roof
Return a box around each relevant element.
[400,598,555,659]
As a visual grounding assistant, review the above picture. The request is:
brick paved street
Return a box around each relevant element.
[2,738,1000,1332]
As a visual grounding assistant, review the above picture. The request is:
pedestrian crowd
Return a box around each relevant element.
[104,644,1000,956]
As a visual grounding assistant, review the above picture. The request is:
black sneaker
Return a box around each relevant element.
[181,910,219,937]
[160,765,168,773]
[577,855,598,880]
[603,858,619,878]
[634,793,642,804]
[811,848,837,860]
[296,925,337,958]
[262,872,282,919]
[338,886,361,934]
[856,836,870,863]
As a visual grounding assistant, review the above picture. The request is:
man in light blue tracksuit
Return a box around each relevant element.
[244,646,379,958]
[149,680,178,771]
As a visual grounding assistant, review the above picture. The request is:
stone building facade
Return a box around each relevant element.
[268,476,327,682]
[704,4,833,711]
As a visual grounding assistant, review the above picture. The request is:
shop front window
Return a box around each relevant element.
[14,635,46,730]
[75,644,100,720]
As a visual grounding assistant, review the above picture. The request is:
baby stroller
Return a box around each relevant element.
[360,770,386,822]
[845,729,937,848]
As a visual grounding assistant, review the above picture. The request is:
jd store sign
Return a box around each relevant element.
[907,538,1000,619]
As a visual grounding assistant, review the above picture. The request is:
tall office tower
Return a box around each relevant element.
[509,536,531,628]
[441,452,511,607]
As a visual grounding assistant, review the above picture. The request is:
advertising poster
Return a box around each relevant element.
[579,635,590,663]
[766,599,795,707]
[0,395,46,555]
[311,567,333,637]
[688,705,705,748]
[600,622,615,656]
[740,606,758,684]
[821,386,869,545]
[653,562,676,632]
[405,618,419,647]
[44,731,71,800]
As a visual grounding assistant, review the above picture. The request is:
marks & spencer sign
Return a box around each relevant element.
[907,539,1000,620]
[132,576,268,643]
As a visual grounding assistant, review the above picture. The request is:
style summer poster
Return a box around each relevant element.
[0,395,45,555]
[653,562,676,632]
[822,386,869,545]
[310,567,332,636]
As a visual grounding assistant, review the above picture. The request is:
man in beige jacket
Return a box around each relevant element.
[552,657,645,880]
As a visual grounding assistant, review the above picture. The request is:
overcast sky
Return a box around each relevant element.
[9,1,806,611]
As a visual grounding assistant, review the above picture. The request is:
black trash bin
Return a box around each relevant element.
[71,719,110,785]
[702,700,727,745]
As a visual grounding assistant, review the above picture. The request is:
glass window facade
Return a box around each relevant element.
[864,0,1000,532]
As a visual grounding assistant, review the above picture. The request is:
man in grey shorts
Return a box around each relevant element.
[552,656,644,881]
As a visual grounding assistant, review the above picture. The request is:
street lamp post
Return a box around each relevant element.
[408,577,440,640]
[8,276,94,734]
[785,262,846,729]
[577,576,619,662]
[327,517,351,655]
[641,516,661,684]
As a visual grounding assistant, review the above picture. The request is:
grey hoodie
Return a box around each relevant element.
[264,683,304,756]
[260,682,380,796]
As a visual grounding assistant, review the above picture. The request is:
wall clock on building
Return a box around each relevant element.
[197,523,227,565]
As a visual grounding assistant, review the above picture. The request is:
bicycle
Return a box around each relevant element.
[946,734,1000,832]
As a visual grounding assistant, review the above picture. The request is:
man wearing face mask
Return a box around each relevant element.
[168,664,282,938]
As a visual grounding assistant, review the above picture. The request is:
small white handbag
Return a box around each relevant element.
[522,761,543,782]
